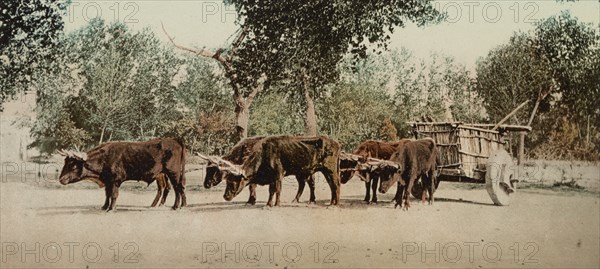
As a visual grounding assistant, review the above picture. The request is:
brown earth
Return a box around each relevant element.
[0,168,598,269]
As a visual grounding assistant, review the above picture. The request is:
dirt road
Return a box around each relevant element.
[1,173,598,268]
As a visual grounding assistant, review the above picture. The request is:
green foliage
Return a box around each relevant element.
[317,82,396,151]
[30,19,237,155]
[171,55,236,155]
[476,33,554,124]
[0,0,69,110]
[474,11,599,160]
[227,0,443,134]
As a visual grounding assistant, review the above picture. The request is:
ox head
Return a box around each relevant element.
[339,153,371,184]
[376,161,403,194]
[57,150,88,185]
[198,154,246,201]
[198,154,226,189]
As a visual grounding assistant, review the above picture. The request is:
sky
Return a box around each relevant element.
[62,0,599,69]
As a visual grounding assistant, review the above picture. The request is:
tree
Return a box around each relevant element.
[476,33,554,123]
[170,55,237,155]
[531,11,599,158]
[30,19,184,153]
[475,12,599,160]
[162,23,261,141]
[0,0,69,110]
[220,0,443,136]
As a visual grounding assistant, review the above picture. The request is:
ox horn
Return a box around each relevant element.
[57,149,68,156]
[216,158,244,177]
[197,153,220,165]
[74,151,87,161]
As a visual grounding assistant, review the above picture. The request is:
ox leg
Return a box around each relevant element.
[108,183,119,212]
[394,182,403,208]
[165,172,181,210]
[292,176,306,203]
[180,176,187,208]
[308,176,316,204]
[370,176,379,204]
[102,185,112,210]
[428,172,436,205]
[267,183,275,207]
[275,180,282,207]
[246,184,257,205]
[323,172,340,206]
[151,175,165,207]
[403,177,416,211]
[179,184,187,208]
[160,180,171,206]
[364,181,371,203]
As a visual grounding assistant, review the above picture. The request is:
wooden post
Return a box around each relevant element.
[492,100,530,131]
[518,132,525,165]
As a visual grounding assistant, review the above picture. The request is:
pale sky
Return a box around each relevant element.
[63,0,599,69]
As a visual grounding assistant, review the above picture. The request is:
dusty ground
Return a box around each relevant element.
[1,169,599,269]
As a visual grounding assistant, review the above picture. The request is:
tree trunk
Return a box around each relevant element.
[234,101,250,141]
[586,115,591,149]
[302,71,317,136]
[518,133,525,165]
[99,122,107,145]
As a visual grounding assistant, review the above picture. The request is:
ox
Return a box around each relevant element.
[378,138,438,210]
[58,138,187,211]
[201,136,317,204]
[340,139,412,204]
[212,135,341,206]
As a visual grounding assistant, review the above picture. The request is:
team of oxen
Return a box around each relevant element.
[58,135,438,212]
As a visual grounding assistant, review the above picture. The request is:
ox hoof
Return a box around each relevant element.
[308,200,316,204]
[291,199,300,203]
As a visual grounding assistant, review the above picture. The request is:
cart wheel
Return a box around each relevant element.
[411,178,441,199]
[485,148,516,206]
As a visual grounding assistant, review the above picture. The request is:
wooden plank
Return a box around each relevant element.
[436,143,460,147]
[437,162,461,168]
[409,122,531,132]
[458,134,504,143]
[458,125,500,134]
[458,150,490,158]
[415,130,456,134]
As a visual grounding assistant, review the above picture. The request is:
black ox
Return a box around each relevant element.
[201,136,317,204]
[207,135,341,206]
[58,138,187,211]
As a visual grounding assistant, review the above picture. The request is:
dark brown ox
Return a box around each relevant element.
[202,136,317,204]
[341,139,412,204]
[58,138,187,211]
[378,138,438,210]
[216,135,341,206]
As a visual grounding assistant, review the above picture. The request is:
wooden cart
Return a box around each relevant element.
[409,122,531,206]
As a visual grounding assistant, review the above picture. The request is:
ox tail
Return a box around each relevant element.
[175,137,186,187]
[181,140,187,186]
